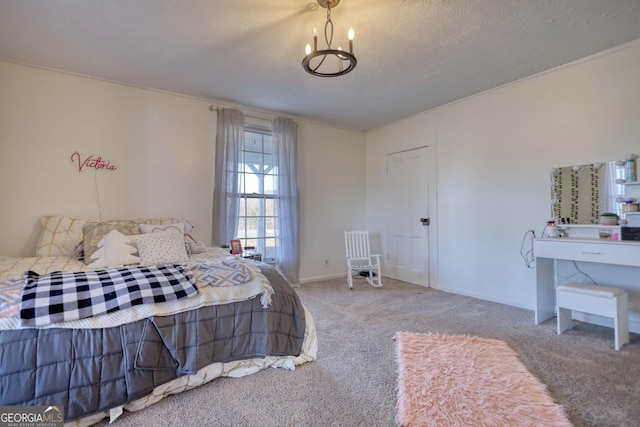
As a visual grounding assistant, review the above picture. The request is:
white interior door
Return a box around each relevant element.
[386,147,431,286]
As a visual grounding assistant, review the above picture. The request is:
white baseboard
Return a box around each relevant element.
[431,284,640,334]
[429,283,531,310]
[299,277,640,333]
[299,273,347,284]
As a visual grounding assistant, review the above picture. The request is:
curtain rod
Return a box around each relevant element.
[209,105,273,123]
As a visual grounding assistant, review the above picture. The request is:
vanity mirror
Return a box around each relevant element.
[550,160,625,224]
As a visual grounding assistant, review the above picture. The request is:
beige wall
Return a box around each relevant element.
[298,121,366,282]
[0,61,367,284]
[5,38,638,299]
[366,39,640,310]
[0,62,215,256]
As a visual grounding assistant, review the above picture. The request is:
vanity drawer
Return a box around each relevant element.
[534,239,640,267]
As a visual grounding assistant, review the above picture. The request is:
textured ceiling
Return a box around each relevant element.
[1,0,639,131]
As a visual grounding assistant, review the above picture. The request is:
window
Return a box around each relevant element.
[236,126,278,261]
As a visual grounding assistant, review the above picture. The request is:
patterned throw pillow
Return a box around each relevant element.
[136,232,189,266]
[36,216,88,257]
[82,220,141,265]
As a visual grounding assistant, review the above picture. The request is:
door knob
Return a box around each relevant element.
[420,218,430,226]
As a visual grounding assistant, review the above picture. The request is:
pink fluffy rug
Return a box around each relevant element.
[395,332,572,427]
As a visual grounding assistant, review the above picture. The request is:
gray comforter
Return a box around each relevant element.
[0,264,305,421]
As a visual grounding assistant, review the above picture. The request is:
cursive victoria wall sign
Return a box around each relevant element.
[70,151,118,172]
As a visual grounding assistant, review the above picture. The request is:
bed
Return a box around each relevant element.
[0,216,317,426]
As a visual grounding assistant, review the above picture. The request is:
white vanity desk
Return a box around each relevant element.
[534,234,640,328]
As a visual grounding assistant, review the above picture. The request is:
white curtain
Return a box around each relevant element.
[212,108,244,246]
[272,117,299,286]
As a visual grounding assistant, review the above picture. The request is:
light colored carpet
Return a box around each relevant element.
[395,332,572,427]
[98,277,640,427]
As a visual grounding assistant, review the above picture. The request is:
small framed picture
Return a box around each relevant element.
[230,239,243,255]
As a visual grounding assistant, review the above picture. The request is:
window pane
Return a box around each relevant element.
[244,151,262,169]
[246,198,262,216]
[263,154,274,172]
[264,175,275,195]
[255,217,264,238]
[266,217,276,237]
[244,173,260,194]
[264,198,274,216]
[263,137,273,154]
[265,238,276,259]
[245,137,262,153]
[246,216,258,235]
[237,218,246,238]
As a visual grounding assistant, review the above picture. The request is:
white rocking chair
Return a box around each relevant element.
[344,231,383,289]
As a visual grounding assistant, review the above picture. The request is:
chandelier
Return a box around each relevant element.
[302,0,356,77]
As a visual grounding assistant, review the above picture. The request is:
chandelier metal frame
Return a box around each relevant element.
[302,0,357,77]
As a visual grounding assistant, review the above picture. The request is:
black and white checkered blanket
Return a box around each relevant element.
[20,264,198,327]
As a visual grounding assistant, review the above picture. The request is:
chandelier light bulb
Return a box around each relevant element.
[348,27,354,40]
[313,27,317,51]
[305,44,312,55]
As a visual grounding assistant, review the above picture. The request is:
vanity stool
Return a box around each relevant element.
[557,282,629,350]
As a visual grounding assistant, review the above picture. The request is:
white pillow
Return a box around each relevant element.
[139,222,184,237]
[136,232,189,265]
[140,217,193,234]
[88,230,140,269]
